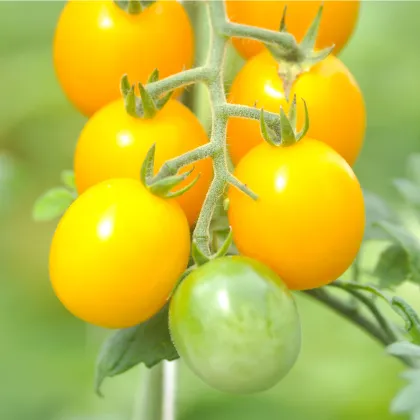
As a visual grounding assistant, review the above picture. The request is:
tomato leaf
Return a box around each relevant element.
[388,341,420,358]
[32,187,74,221]
[374,244,410,288]
[376,221,420,284]
[95,305,178,396]
[394,178,420,206]
[61,170,76,192]
[364,190,398,240]
[390,371,420,419]
[407,154,420,186]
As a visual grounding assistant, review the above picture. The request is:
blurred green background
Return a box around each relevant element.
[1,1,419,419]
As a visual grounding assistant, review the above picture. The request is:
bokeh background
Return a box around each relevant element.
[1,1,420,419]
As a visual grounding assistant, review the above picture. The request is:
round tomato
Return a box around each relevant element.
[228,139,365,291]
[54,0,194,116]
[169,256,301,393]
[50,178,190,328]
[227,52,365,166]
[226,0,360,59]
[74,99,212,227]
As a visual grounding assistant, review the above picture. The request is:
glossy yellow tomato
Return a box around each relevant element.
[54,0,194,116]
[74,99,212,227]
[50,178,190,328]
[226,0,360,59]
[228,139,365,291]
[227,52,365,166]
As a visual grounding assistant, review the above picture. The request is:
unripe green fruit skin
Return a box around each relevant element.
[169,256,301,394]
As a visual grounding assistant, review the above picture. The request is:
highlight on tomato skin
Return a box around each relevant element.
[49,178,191,329]
[74,98,213,227]
[53,0,194,116]
[226,0,360,60]
[227,138,365,291]
[227,52,366,167]
[169,256,301,394]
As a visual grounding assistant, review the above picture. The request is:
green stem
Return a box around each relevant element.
[304,288,415,367]
[135,364,163,420]
[147,67,214,97]
[221,103,279,124]
[329,282,399,345]
[222,21,302,60]
[152,143,214,182]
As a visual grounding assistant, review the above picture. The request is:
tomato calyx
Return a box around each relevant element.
[191,228,234,266]
[114,0,155,15]
[267,5,334,98]
[140,144,200,199]
[120,74,173,119]
[260,95,309,147]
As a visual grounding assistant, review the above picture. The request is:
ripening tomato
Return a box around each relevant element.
[74,99,212,227]
[50,179,190,328]
[170,256,301,393]
[227,52,365,166]
[226,0,360,59]
[228,139,365,291]
[54,0,194,116]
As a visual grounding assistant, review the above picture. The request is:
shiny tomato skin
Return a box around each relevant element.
[169,256,301,393]
[49,179,190,329]
[226,0,360,59]
[74,99,212,227]
[227,52,365,166]
[228,139,365,291]
[54,0,194,116]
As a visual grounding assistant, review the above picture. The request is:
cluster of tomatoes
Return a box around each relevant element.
[49,0,365,393]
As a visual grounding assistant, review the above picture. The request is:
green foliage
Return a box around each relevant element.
[32,170,76,221]
[95,305,178,396]
[388,342,420,420]
[33,187,74,221]
[374,244,410,288]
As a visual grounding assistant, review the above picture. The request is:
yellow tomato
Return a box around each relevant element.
[228,139,365,290]
[226,0,360,59]
[227,52,365,166]
[50,179,190,328]
[74,99,212,227]
[54,0,194,116]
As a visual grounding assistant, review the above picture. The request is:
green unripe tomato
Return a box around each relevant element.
[169,256,301,393]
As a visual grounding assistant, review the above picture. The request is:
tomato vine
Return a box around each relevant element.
[34,0,420,419]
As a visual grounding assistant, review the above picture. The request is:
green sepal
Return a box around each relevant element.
[191,240,211,266]
[147,68,160,84]
[148,168,195,198]
[156,90,174,110]
[279,5,287,32]
[288,94,297,128]
[120,75,137,118]
[138,83,158,119]
[140,144,156,186]
[212,227,233,259]
[279,106,296,146]
[300,5,323,52]
[127,0,143,14]
[260,108,281,146]
[305,45,334,66]
[120,74,131,97]
[296,99,310,140]
[165,173,201,199]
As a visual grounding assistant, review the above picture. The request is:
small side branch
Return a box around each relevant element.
[147,67,215,97]
[222,103,279,124]
[152,143,214,183]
